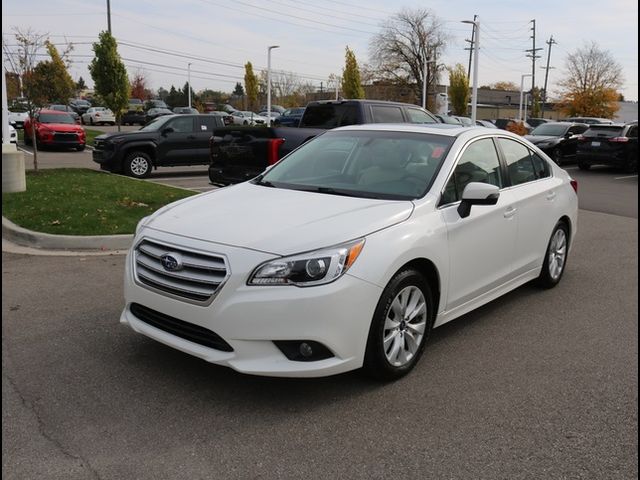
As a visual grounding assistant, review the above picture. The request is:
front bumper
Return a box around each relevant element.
[121,230,382,377]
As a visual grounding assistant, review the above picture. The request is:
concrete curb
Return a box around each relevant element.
[2,216,133,251]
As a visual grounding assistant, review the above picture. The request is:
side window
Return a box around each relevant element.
[627,126,638,138]
[371,105,405,123]
[441,138,503,205]
[568,125,586,135]
[167,116,194,133]
[198,116,219,131]
[498,138,537,186]
[530,151,551,179]
[406,108,437,124]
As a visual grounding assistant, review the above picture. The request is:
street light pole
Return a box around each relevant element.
[187,63,192,108]
[462,17,480,123]
[106,0,112,34]
[267,45,279,126]
[519,73,532,122]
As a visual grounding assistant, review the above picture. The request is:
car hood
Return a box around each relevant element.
[96,130,155,142]
[144,183,414,255]
[525,135,560,144]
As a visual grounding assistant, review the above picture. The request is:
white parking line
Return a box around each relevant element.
[564,166,578,170]
[614,175,638,180]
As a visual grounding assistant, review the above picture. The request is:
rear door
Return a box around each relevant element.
[496,137,561,275]
[194,116,222,163]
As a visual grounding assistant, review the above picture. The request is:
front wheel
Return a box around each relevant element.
[124,151,152,178]
[536,221,569,289]
[363,269,434,381]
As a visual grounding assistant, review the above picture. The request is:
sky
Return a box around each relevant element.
[3,0,638,101]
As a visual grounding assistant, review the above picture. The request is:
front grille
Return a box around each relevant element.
[53,132,78,142]
[134,239,228,303]
[130,303,233,351]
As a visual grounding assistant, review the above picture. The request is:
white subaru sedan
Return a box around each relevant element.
[122,124,578,380]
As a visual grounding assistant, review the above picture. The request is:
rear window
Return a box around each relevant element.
[583,126,625,138]
[370,105,404,123]
[299,104,359,128]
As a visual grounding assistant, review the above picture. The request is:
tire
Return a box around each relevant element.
[624,153,638,173]
[536,221,570,289]
[243,121,248,125]
[24,134,32,146]
[551,148,563,166]
[76,144,86,152]
[124,151,152,178]
[363,269,434,381]
[89,117,94,125]
[578,161,591,171]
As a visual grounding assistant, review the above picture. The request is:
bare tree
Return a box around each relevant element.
[6,28,50,170]
[369,8,449,108]
[558,42,623,118]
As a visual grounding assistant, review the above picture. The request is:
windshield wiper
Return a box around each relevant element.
[253,176,276,188]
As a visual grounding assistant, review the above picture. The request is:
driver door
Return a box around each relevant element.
[440,137,518,311]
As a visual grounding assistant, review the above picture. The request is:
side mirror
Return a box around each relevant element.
[161,127,174,136]
[457,182,500,218]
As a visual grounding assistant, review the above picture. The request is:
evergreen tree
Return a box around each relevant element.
[233,82,245,96]
[88,31,130,130]
[341,47,365,99]
[76,76,87,92]
[244,62,259,111]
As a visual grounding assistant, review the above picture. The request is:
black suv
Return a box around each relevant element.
[524,122,589,165]
[576,123,638,172]
[92,114,225,178]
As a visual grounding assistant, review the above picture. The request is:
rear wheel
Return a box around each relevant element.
[536,221,569,289]
[124,151,152,178]
[363,269,434,381]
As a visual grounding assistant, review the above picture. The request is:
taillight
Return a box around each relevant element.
[268,138,285,166]
[570,179,578,194]
[609,136,629,143]
[577,135,588,142]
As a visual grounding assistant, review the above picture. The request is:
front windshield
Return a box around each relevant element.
[530,124,569,136]
[38,113,75,124]
[259,130,455,200]
[139,115,172,131]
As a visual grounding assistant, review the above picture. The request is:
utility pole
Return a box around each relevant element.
[465,14,478,80]
[541,35,557,119]
[525,19,542,116]
[106,0,112,34]
[187,63,192,108]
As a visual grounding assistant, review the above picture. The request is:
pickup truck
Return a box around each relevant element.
[208,99,439,185]
[92,114,225,178]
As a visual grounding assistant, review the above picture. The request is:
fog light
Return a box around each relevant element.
[299,342,313,358]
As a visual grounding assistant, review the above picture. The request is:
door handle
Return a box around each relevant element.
[546,191,557,201]
[504,206,517,219]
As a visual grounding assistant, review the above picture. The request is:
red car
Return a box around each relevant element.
[23,110,86,151]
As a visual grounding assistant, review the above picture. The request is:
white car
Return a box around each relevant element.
[122,125,578,380]
[8,110,29,129]
[81,107,116,125]
[230,111,267,125]
[7,125,17,144]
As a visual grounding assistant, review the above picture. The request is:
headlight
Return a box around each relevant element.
[248,239,365,287]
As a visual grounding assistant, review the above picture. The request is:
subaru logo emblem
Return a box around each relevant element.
[161,253,183,271]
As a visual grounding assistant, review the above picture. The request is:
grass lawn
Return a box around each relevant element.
[2,169,196,235]
[84,128,104,146]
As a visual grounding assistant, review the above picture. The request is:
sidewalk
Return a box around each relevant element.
[2,216,132,253]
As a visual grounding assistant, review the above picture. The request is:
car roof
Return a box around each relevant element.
[333,123,491,137]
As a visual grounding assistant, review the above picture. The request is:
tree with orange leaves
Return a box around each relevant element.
[557,42,623,118]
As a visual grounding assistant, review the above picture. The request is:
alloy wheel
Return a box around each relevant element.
[383,286,427,367]
[548,228,567,280]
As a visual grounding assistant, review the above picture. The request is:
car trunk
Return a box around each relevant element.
[578,126,627,157]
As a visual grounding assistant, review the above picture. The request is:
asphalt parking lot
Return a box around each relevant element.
[2,208,637,479]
